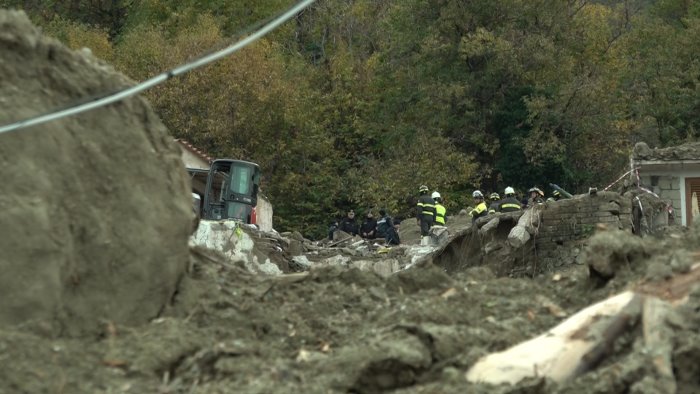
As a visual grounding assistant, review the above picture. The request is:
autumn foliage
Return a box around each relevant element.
[3,0,699,237]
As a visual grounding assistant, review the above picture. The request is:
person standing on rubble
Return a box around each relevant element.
[416,185,436,237]
[360,211,377,239]
[432,191,447,225]
[469,190,488,222]
[338,209,359,236]
[498,187,522,212]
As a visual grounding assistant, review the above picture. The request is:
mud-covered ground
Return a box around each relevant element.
[4,222,700,394]
[0,248,586,393]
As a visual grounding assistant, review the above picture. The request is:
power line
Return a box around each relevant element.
[0,0,316,136]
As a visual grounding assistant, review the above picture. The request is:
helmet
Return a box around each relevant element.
[472,190,484,199]
[553,190,560,197]
[504,186,515,196]
[431,191,441,199]
[419,185,429,193]
[528,187,544,197]
[490,192,500,200]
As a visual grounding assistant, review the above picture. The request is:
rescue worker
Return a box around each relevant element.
[469,190,488,222]
[488,192,501,214]
[338,209,359,236]
[416,185,436,237]
[377,209,400,245]
[360,211,377,239]
[552,189,561,201]
[498,186,522,212]
[328,218,340,240]
[527,187,545,206]
[432,191,447,225]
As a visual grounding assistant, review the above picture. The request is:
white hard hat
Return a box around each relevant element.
[504,186,515,195]
[472,190,483,198]
[432,191,441,199]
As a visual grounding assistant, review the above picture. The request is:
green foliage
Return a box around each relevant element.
[41,17,114,62]
[9,0,700,238]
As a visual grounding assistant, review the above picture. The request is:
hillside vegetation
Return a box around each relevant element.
[2,0,699,238]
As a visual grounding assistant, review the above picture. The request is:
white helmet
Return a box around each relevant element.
[431,191,441,199]
[504,186,515,195]
[472,190,484,198]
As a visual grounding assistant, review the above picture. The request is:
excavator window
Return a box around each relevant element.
[229,166,251,196]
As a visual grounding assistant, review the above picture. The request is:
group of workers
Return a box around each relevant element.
[330,208,401,245]
[469,186,562,222]
[330,184,563,244]
[416,184,566,235]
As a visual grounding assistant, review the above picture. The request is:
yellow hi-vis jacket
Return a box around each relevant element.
[470,202,488,221]
[435,203,446,225]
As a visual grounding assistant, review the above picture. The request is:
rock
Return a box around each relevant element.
[508,226,531,249]
[633,141,653,159]
[479,217,500,235]
[291,256,312,271]
[0,11,192,337]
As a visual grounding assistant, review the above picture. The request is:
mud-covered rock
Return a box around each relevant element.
[581,229,649,282]
[0,10,192,336]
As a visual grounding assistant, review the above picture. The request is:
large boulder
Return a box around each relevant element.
[0,10,193,336]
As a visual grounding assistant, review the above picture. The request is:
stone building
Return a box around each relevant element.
[631,141,700,226]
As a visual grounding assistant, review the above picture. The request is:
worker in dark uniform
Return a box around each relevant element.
[547,189,562,202]
[488,192,501,214]
[338,209,359,236]
[377,209,400,245]
[360,211,377,239]
[432,191,446,225]
[498,186,523,212]
[527,187,545,206]
[416,185,436,237]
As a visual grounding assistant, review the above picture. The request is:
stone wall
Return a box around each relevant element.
[533,192,633,272]
[637,174,681,221]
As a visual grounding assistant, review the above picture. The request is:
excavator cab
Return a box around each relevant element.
[202,159,261,223]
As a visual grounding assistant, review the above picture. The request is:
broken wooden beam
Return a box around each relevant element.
[465,291,641,385]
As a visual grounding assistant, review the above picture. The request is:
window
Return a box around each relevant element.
[229,165,251,195]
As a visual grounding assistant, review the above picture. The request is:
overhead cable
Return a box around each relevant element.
[0,0,316,136]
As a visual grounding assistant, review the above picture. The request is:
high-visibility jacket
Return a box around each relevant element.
[470,202,488,222]
[434,203,446,225]
[417,194,436,220]
[498,197,522,212]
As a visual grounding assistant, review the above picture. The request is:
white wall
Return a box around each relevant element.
[180,149,210,170]
[256,195,274,232]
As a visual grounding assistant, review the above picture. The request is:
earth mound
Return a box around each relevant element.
[0,10,193,337]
